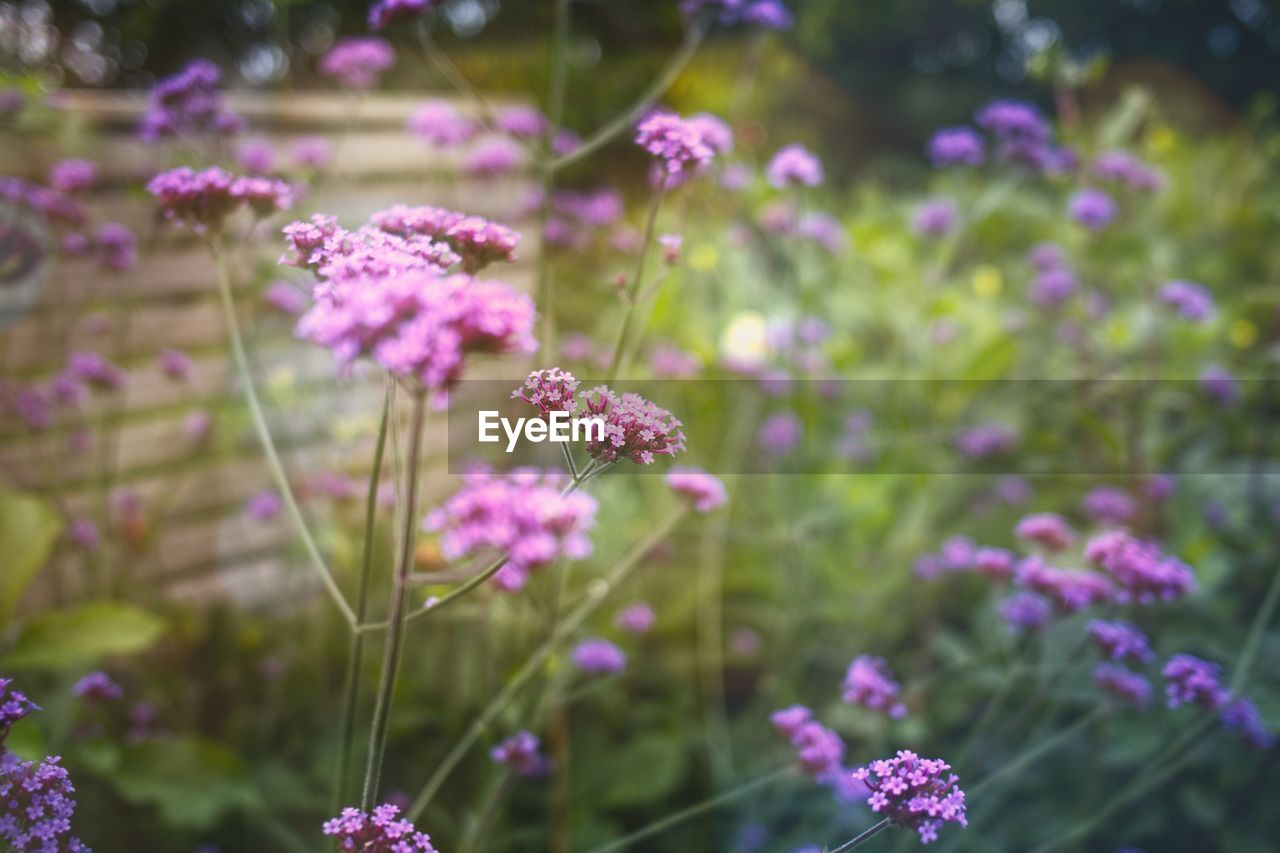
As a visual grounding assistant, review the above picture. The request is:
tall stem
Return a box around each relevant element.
[211,237,356,627]
[606,185,665,381]
[361,390,428,809]
[333,381,393,810]
[537,0,572,354]
[828,818,894,853]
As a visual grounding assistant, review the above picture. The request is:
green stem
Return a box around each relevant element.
[585,767,791,853]
[361,389,428,809]
[407,508,686,819]
[828,818,894,853]
[211,237,356,627]
[333,382,393,811]
[607,185,665,381]
[969,708,1105,799]
[536,0,572,354]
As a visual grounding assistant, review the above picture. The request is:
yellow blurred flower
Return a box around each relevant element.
[719,311,769,370]
[1229,319,1258,349]
[1146,124,1178,156]
[972,264,1003,298]
[689,243,719,272]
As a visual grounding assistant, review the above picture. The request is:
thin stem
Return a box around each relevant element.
[408,508,686,819]
[828,818,894,853]
[969,708,1105,798]
[333,381,393,811]
[361,390,428,810]
[400,553,509,627]
[536,0,572,353]
[559,439,579,481]
[607,185,665,381]
[549,23,706,172]
[415,23,504,136]
[211,236,356,628]
[585,768,792,853]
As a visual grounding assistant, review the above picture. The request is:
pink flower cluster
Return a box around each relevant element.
[571,638,627,674]
[1015,557,1114,613]
[664,466,727,512]
[636,112,716,181]
[422,467,597,592]
[323,804,437,851]
[1084,530,1195,604]
[371,204,520,272]
[148,167,292,231]
[852,751,968,844]
[841,655,908,719]
[1014,512,1076,551]
[1087,619,1154,664]
[766,143,824,188]
[319,38,395,89]
[408,99,476,146]
[490,730,549,776]
[140,59,244,141]
[771,707,845,780]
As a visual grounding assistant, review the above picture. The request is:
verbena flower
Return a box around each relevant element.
[48,159,97,194]
[1199,365,1238,406]
[797,211,848,254]
[67,519,101,552]
[1094,663,1152,708]
[140,59,244,141]
[408,99,476,147]
[636,112,716,180]
[237,139,275,174]
[1084,531,1195,604]
[319,38,395,89]
[664,467,727,512]
[369,0,435,30]
[511,367,581,417]
[740,0,794,29]
[95,222,137,271]
[292,136,333,170]
[1163,654,1228,710]
[465,136,524,176]
[972,547,1016,580]
[852,750,967,844]
[770,705,813,739]
[67,352,125,391]
[787,720,845,779]
[1,678,40,742]
[976,100,1050,143]
[323,804,437,851]
[157,348,192,381]
[954,424,1015,458]
[766,143,824,188]
[1087,620,1154,664]
[148,167,292,231]
[571,638,626,674]
[1016,557,1114,612]
[842,655,907,719]
[423,467,597,592]
[1091,150,1163,191]
[1029,267,1076,309]
[757,411,802,456]
[1220,697,1274,750]
[490,730,549,776]
[1082,487,1135,525]
[264,281,307,315]
[245,490,283,522]
[615,602,656,634]
[1014,512,1076,551]
[927,127,984,167]
[1027,242,1066,271]
[686,113,734,155]
[0,755,90,852]
[1068,189,1117,230]
[71,671,123,704]
[1158,280,1213,322]
[495,105,547,139]
[578,386,687,465]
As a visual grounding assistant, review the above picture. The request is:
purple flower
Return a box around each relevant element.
[686,112,734,155]
[496,105,547,139]
[264,281,307,315]
[571,638,626,674]
[1,678,40,743]
[852,750,968,844]
[95,222,137,271]
[973,547,1016,580]
[490,730,549,776]
[184,410,214,444]
[665,467,728,512]
[1014,512,1076,551]
[740,0,794,29]
[994,475,1033,506]
[766,143,824,188]
[0,755,90,852]
[1084,530,1195,604]
[770,705,813,739]
[1163,654,1228,711]
[157,348,193,381]
[1068,189,1117,230]
[1094,664,1152,708]
[998,591,1049,630]
[1145,474,1175,502]
[577,386,687,465]
[323,803,437,851]
[465,136,525,177]
[423,467,597,592]
[788,720,845,779]
[1158,280,1213,322]
[758,411,802,456]
[48,159,97,194]
[636,112,716,180]
[1016,557,1114,612]
[148,167,291,231]
[319,38,395,89]
[1029,268,1076,310]
[927,127,984,167]
[1199,365,1238,405]
[369,0,435,30]
[649,344,701,378]
[955,424,1015,458]
[1082,486,1135,525]
[140,59,243,142]
[842,655,907,719]
[72,671,123,703]
[245,490,283,522]
[912,198,958,237]
[1027,242,1066,271]
[975,100,1050,143]
[615,602,656,634]
[408,99,476,147]
[368,204,518,272]
[292,136,333,170]
[797,212,847,254]
[1221,697,1274,749]
[68,518,101,552]
[1087,620,1154,664]
[1091,150,1163,191]
[67,351,125,391]
[237,138,275,175]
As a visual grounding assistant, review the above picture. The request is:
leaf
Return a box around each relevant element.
[0,483,62,623]
[4,601,165,669]
[596,734,687,809]
[110,736,254,830]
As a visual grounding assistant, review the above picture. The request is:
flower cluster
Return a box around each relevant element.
[1162,654,1227,710]
[1094,664,1152,708]
[1082,486,1135,525]
[1158,280,1214,322]
[636,112,716,180]
[926,127,984,167]
[1068,188,1117,230]
[148,167,292,231]
[1,678,39,741]
[571,638,627,674]
[841,655,908,719]
[1015,557,1114,612]
[490,730,549,776]
[913,199,957,237]
[1084,531,1195,604]
[322,804,437,851]
[998,591,1053,633]
[852,751,968,844]
[766,143,824,188]
[1221,698,1275,750]
[1091,150,1163,191]
[48,159,97,194]
[579,386,688,465]
[372,204,520,272]
[1014,512,1076,551]
[0,755,90,852]
[664,466,728,512]
[615,602,656,634]
[140,59,244,141]
[408,99,476,146]
[369,0,435,30]
[0,176,87,228]
[72,671,123,703]
[423,467,597,592]
[1087,620,1154,664]
[319,38,395,89]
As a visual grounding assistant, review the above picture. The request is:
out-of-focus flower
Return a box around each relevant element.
[148,167,292,231]
[757,411,802,456]
[95,222,137,271]
[245,490,283,522]
[1027,242,1066,271]
[1084,531,1195,604]
[1029,267,1076,309]
[140,59,244,141]
[157,348,193,381]
[1094,663,1152,708]
[1091,150,1163,191]
[465,136,525,176]
[1014,513,1076,551]
[1199,365,1238,405]
[766,143,823,188]
[408,99,476,147]
[67,518,100,552]
[1087,620,1154,663]
[319,38,395,89]
[852,751,968,844]
[490,730,549,776]
[770,705,813,739]
[1145,474,1175,502]
[323,804,437,851]
[1068,189,1117,230]
[1163,654,1227,710]
[841,655,907,719]
[955,423,1015,458]
[1082,487,1135,525]
[1221,698,1274,749]
[366,204,518,272]
[495,105,547,139]
[184,409,214,444]
[67,351,125,391]
[913,198,958,236]
[927,127,984,167]
[237,139,275,175]
[973,547,1016,580]
[615,602,656,634]
[637,112,716,181]
[571,638,626,674]
[976,100,1050,143]
[49,159,97,194]
[740,0,794,28]
[687,113,734,156]
[423,467,597,592]
[264,281,307,315]
[787,720,845,779]
[1016,557,1114,612]
[1158,280,1213,322]
[665,467,728,512]
[369,0,435,29]
[72,671,123,704]
[995,475,1033,506]
[292,136,333,170]
[649,343,700,378]
[797,212,847,254]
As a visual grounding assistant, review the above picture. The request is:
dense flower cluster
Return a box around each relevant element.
[766,144,824,188]
[1084,531,1195,604]
[0,755,90,852]
[490,730,549,776]
[841,655,907,718]
[322,804,437,851]
[998,591,1052,633]
[571,638,627,674]
[1158,280,1214,322]
[926,126,984,167]
[1016,557,1114,612]
[423,467,597,592]
[1087,620,1154,664]
[579,386,687,465]
[852,751,967,844]
[140,59,243,141]
[1162,654,1227,710]
[1014,512,1076,551]
[148,167,292,231]
[319,38,395,89]
[372,205,520,273]
[636,112,716,180]
[664,466,727,512]
[1094,663,1152,708]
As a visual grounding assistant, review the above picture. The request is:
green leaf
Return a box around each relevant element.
[0,483,62,623]
[597,735,687,809]
[110,736,254,830]
[4,601,165,669]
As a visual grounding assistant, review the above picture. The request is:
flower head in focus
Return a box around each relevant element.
[853,751,967,844]
[323,804,437,851]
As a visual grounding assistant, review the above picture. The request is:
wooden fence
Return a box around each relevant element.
[0,91,538,607]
